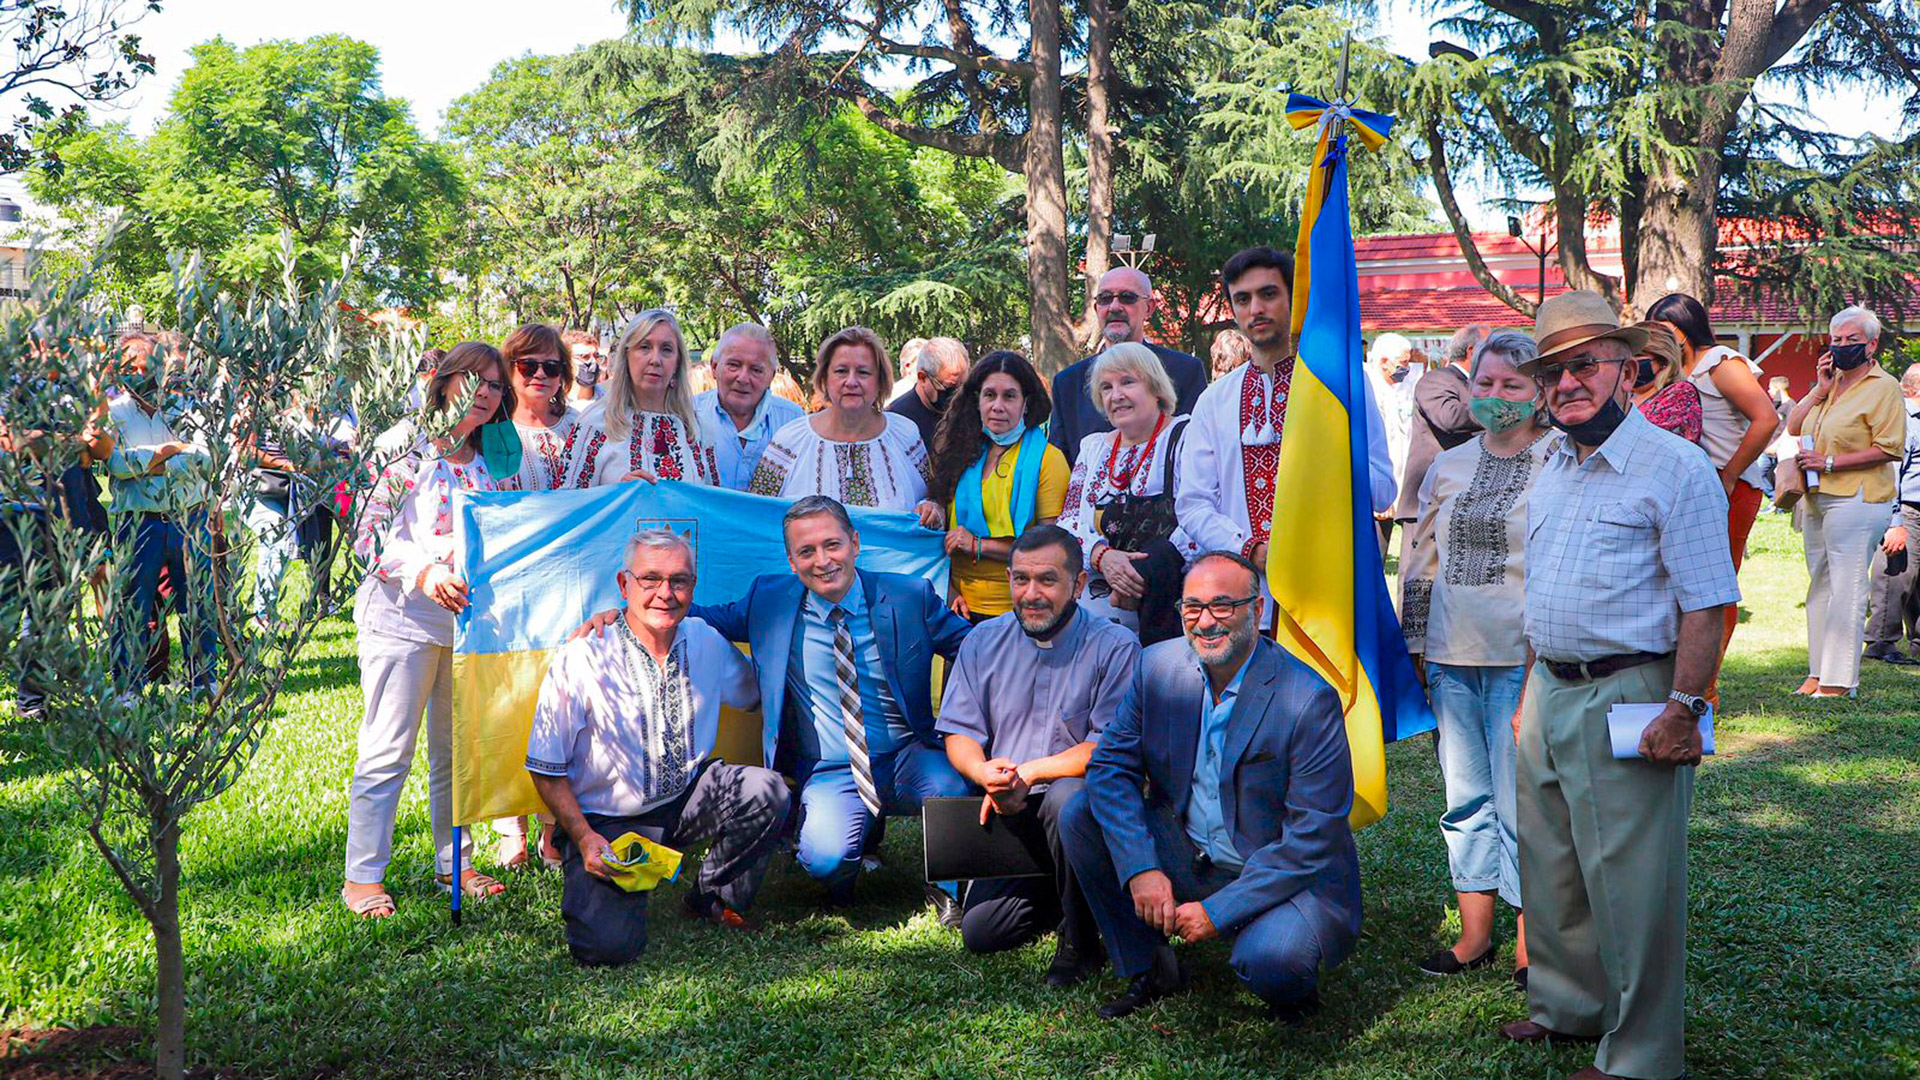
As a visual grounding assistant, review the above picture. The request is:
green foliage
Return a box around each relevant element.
[29,35,464,316]
[0,1,161,174]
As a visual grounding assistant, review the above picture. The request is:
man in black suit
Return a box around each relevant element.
[1048,267,1207,468]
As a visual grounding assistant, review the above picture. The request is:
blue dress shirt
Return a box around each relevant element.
[787,585,911,763]
[1186,653,1253,870]
[695,388,805,491]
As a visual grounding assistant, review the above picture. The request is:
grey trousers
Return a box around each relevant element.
[1865,504,1920,650]
[345,629,472,882]
[1518,658,1692,1080]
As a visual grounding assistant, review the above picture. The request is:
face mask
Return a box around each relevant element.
[1831,343,1871,371]
[1633,358,1659,389]
[933,385,959,413]
[986,420,1028,447]
[575,361,600,387]
[1546,365,1630,447]
[1470,395,1536,434]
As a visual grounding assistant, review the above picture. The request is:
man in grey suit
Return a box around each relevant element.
[1061,552,1361,1027]
[1396,323,1489,526]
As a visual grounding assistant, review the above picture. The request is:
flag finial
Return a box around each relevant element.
[1335,32,1352,103]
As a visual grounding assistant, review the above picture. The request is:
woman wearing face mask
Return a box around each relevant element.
[577,309,718,488]
[1785,305,1905,698]
[1629,322,1704,445]
[1399,331,1549,990]
[343,341,515,919]
[1055,342,1196,644]
[914,351,1069,622]
[753,326,930,510]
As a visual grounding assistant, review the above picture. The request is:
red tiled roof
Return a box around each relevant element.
[1360,280,1920,333]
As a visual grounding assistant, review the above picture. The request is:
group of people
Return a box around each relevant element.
[329,234,1909,1079]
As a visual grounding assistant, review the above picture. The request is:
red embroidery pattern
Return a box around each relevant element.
[1239,358,1296,539]
[572,430,607,488]
[642,416,686,481]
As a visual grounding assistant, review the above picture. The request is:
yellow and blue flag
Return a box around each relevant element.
[1267,93,1434,829]
[448,481,947,826]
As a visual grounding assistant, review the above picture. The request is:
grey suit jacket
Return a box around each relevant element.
[1396,363,1480,520]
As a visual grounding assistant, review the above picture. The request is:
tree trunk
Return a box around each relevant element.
[1023,0,1075,376]
[152,821,186,1080]
[1633,154,1720,311]
[1072,0,1116,348]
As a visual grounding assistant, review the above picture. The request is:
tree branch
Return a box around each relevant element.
[850,89,1024,171]
[1756,0,1843,73]
[1423,118,1538,318]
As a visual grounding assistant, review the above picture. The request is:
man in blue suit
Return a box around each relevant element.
[693,495,975,923]
[1062,551,1361,1026]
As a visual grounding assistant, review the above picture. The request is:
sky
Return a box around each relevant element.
[8,0,1912,227]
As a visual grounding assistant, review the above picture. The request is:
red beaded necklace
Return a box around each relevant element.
[1103,412,1167,493]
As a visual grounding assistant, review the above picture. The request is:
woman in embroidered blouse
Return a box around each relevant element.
[1629,322,1704,445]
[751,325,930,511]
[578,308,718,488]
[497,322,589,494]
[912,350,1069,621]
[1055,343,1194,644]
[1400,331,1550,988]
[343,342,513,919]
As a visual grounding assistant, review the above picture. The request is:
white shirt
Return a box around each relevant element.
[578,410,719,488]
[498,406,591,492]
[749,412,931,511]
[351,422,497,646]
[525,618,758,818]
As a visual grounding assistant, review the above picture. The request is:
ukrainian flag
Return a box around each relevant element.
[448,481,947,827]
[1268,94,1434,829]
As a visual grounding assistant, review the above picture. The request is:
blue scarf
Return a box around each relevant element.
[952,427,1048,538]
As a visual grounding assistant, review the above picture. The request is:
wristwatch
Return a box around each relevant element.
[1825,455,1835,474]
[1668,690,1709,717]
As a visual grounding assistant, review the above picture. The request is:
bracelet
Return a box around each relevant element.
[1826,455,1835,474]
[974,538,982,561]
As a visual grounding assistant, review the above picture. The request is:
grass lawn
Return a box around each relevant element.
[1,513,1916,1079]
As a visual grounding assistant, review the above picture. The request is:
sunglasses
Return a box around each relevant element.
[1531,356,1620,386]
[1095,290,1146,307]
[513,359,567,379]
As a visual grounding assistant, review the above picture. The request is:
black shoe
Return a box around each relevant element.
[1096,947,1188,1020]
[1267,989,1321,1029]
[1417,942,1497,976]
[1874,649,1920,666]
[1513,966,1529,993]
[924,883,963,930]
[1044,937,1107,988]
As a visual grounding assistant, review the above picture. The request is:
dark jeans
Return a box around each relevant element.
[556,763,790,967]
[0,507,47,712]
[959,776,1099,956]
[1061,790,1344,1008]
[112,511,216,690]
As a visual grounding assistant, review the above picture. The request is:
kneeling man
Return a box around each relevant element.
[938,525,1138,984]
[1062,552,1361,1024]
[527,529,791,966]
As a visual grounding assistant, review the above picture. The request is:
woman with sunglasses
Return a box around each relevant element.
[577,309,718,488]
[496,323,591,493]
[343,341,514,920]
[1628,322,1704,445]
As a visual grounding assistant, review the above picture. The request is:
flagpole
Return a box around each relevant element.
[450,824,462,925]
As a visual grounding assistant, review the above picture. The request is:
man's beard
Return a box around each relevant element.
[1187,618,1256,669]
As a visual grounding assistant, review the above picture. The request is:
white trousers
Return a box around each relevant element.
[344,628,472,882]
[1803,490,1892,689]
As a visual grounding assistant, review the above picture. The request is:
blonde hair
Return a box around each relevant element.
[604,308,697,439]
[811,326,893,410]
[1088,342,1177,420]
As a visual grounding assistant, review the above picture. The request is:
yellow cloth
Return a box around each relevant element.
[1807,366,1904,502]
[605,832,684,892]
[947,443,1070,616]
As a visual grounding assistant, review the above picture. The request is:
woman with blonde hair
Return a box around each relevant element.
[577,308,718,487]
[751,326,929,510]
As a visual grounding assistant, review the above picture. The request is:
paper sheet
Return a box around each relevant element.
[1605,702,1716,760]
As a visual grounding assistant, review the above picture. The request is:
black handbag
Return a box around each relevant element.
[1098,420,1186,553]
[256,468,293,502]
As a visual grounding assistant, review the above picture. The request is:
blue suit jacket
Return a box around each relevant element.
[1085,636,1362,937]
[693,569,973,771]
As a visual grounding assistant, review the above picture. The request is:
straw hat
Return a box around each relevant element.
[1524,290,1649,372]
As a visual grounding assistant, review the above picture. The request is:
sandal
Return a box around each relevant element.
[340,887,396,919]
[437,869,506,902]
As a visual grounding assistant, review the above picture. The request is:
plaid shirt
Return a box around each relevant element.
[1524,409,1740,663]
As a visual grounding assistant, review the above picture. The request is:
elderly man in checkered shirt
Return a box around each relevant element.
[1496,291,1740,1080]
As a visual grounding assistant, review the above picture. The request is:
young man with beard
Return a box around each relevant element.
[937,524,1139,984]
[1048,267,1208,469]
[1060,552,1361,1028]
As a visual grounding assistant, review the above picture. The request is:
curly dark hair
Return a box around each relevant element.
[926,349,1052,506]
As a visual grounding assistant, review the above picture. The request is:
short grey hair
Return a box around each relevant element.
[624,528,695,571]
[916,337,970,379]
[1830,305,1883,342]
[713,323,777,368]
[1470,330,1539,379]
[782,494,855,543]
[1447,324,1491,365]
[1087,342,1177,420]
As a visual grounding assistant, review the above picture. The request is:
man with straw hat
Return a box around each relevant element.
[1498,290,1739,1080]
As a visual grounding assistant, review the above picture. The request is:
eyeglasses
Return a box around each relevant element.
[513,359,567,379]
[477,378,507,395]
[1531,356,1619,386]
[628,572,694,594]
[1178,594,1258,621]
[1095,291,1145,307]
